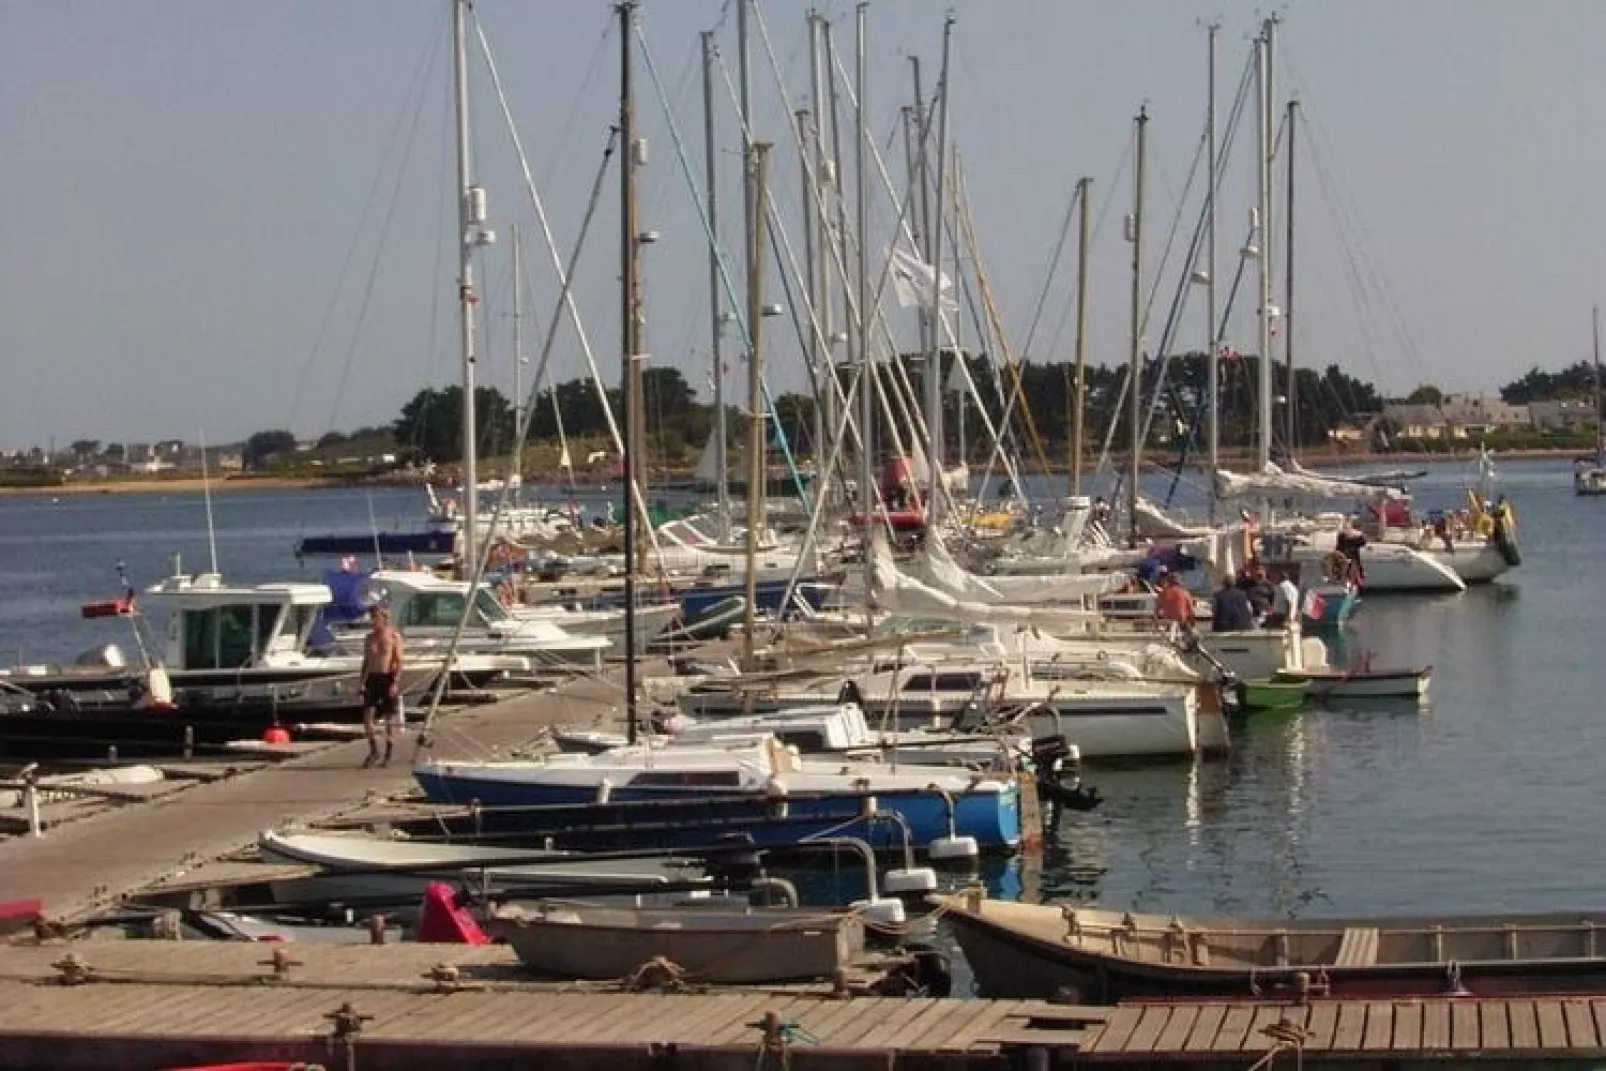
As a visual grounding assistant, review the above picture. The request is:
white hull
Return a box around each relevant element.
[1276,668,1431,701]
[1577,469,1606,496]
[1418,541,1511,584]
[1293,542,1464,593]
[1200,630,1298,681]
[1020,688,1198,760]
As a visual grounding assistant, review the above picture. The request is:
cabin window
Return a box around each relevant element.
[473,589,507,624]
[902,673,982,693]
[183,609,217,670]
[776,731,827,751]
[400,593,466,629]
[184,604,258,670]
[628,770,741,788]
[254,604,281,653]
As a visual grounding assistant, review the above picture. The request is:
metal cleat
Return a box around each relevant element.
[425,963,461,992]
[325,1001,373,1042]
[260,947,303,980]
[51,952,92,985]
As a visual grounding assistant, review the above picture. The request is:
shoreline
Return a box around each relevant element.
[0,447,1581,499]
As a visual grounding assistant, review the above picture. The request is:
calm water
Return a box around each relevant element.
[0,458,1600,920]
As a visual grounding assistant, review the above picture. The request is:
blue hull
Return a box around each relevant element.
[297,531,457,557]
[413,771,1021,853]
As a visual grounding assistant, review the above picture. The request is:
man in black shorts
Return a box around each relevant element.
[361,606,405,767]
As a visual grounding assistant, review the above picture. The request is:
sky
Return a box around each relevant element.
[2,0,1603,450]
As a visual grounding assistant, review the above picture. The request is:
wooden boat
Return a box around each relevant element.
[936,892,1606,1002]
[486,903,865,983]
[1273,664,1431,701]
[1236,678,1309,712]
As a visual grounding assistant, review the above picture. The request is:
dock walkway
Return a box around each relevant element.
[0,666,638,922]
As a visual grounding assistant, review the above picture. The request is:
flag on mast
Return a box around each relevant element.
[888,246,958,313]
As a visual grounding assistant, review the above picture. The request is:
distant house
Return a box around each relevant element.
[1330,413,1378,445]
[125,443,154,464]
[1381,403,1447,440]
[1439,394,1529,436]
[1529,398,1597,433]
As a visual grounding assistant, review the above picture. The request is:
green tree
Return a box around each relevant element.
[69,439,101,458]
[1404,384,1444,406]
[243,429,297,470]
[392,385,514,464]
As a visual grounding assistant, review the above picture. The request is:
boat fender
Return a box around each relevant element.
[928,835,980,862]
[765,776,789,819]
[850,896,907,929]
[882,867,939,897]
[596,776,614,805]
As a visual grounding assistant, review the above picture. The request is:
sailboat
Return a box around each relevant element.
[1576,306,1606,495]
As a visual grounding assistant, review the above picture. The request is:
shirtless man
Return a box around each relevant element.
[361,606,405,767]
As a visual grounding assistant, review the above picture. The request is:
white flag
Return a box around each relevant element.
[888,246,958,313]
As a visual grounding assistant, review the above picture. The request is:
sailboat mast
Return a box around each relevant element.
[1284,97,1298,456]
[1255,21,1275,473]
[855,1,874,636]
[808,13,839,505]
[1204,22,1220,522]
[1071,175,1091,496]
[1595,306,1603,459]
[924,14,954,525]
[1127,106,1148,548]
[511,223,524,504]
[742,142,772,668]
[618,0,643,744]
[452,0,480,573]
[700,31,730,542]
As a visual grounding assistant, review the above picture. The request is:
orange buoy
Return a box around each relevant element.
[261,726,291,745]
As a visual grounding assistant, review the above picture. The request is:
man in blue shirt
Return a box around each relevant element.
[1211,573,1255,632]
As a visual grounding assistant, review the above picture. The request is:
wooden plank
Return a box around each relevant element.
[580,995,690,1044]
[1394,1001,1423,1051]
[1331,1001,1368,1051]
[1182,1003,1227,1051]
[1146,1004,1196,1053]
[1333,926,1380,966]
[791,997,876,1045]
[1450,999,1479,1051]
[838,999,934,1050]
[1084,1005,1142,1052]
[1208,1005,1256,1052]
[983,1028,1090,1048]
[1122,1005,1172,1052]
[1563,999,1598,1049]
[1303,1001,1338,1050]
[1536,998,1569,1049]
[1421,1000,1452,1050]
[1364,1002,1398,1051]
[544,995,641,1043]
[1507,999,1539,1050]
[914,998,1003,1052]
[1593,1000,1606,1050]
[1238,1005,1282,1053]
[687,993,782,1047]
[945,999,1028,1053]
[878,998,963,1051]
[503,994,604,1039]
[1477,1000,1509,1051]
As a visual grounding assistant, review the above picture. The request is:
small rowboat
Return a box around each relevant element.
[1273,664,1432,702]
[1236,678,1309,712]
[936,892,1606,1002]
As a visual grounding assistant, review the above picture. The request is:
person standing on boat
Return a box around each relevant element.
[1211,574,1255,632]
[1154,571,1195,628]
[1264,567,1300,629]
[1335,517,1367,585]
[361,605,405,768]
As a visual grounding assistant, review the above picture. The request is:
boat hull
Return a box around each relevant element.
[1274,667,1431,701]
[411,770,1021,852]
[944,901,1606,1002]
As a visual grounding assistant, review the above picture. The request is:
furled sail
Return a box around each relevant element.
[914,531,1121,604]
[1213,462,1403,502]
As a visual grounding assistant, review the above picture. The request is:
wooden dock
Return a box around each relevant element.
[0,663,643,922]
[4,940,1606,1067]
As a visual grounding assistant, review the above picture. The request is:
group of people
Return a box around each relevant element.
[1153,560,1301,633]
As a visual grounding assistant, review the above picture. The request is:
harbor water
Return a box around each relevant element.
[0,456,1600,924]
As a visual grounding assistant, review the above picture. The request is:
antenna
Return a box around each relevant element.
[198,430,220,575]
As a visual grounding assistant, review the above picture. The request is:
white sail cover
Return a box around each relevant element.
[914,531,1121,604]
[872,555,1099,630]
[1213,462,1403,502]
[1132,496,1216,539]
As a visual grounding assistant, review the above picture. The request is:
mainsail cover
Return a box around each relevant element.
[1133,496,1216,539]
[1213,462,1404,502]
[914,531,1121,604]
[872,555,1098,630]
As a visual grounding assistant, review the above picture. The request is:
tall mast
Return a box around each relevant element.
[909,56,934,479]
[808,12,838,503]
[700,30,729,542]
[452,0,479,573]
[511,222,524,505]
[924,14,955,525]
[1284,97,1299,457]
[741,142,772,668]
[1204,22,1220,521]
[855,1,874,636]
[1255,21,1275,473]
[1595,306,1603,459]
[1071,176,1091,496]
[797,106,823,491]
[617,0,643,744]
[1127,106,1148,548]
